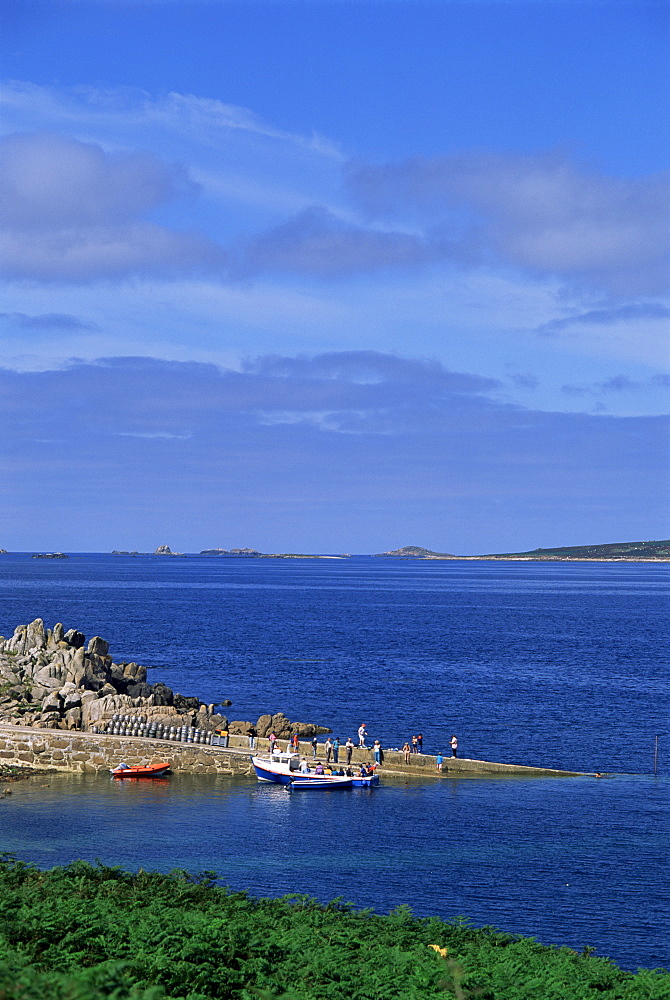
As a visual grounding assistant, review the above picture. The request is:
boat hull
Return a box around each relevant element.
[288,777,353,789]
[110,763,171,778]
[252,754,379,787]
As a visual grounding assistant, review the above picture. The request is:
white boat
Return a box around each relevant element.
[251,751,379,787]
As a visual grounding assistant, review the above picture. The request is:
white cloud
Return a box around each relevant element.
[0,132,227,282]
[347,150,670,296]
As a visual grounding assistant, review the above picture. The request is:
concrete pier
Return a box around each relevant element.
[0,725,585,778]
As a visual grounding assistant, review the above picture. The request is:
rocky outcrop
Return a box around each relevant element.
[199,548,262,556]
[228,712,330,740]
[0,619,331,738]
[0,619,215,732]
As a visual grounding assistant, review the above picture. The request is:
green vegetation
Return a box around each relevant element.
[491,539,670,560]
[375,540,670,560]
[0,858,667,1000]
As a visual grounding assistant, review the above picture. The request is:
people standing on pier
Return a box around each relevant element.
[402,741,411,763]
[436,752,444,772]
[291,732,299,753]
[411,735,418,753]
[332,737,340,763]
[325,737,333,762]
[310,735,318,757]
[268,731,277,753]
[247,726,257,750]
[373,740,383,766]
[450,735,458,757]
[345,737,354,764]
[358,723,368,747]
[417,733,423,753]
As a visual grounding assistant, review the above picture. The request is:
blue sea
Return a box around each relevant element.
[0,554,668,972]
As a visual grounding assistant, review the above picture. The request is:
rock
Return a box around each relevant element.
[292,721,331,737]
[36,712,62,728]
[59,685,82,710]
[82,693,135,726]
[33,662,68,690]
[0,618,332,738]
[173,694,200,712]
[270,712,292,738]
[154,545,172,555]
[87,636,109,656]
[255,714,273,737]
[64,629,85,649]
[122,662,147,684]
[64,707,82,729]
[151,682,173,706]
[0,663,20,686]
[6,619,47,655]
[126,682,152,699]
[228,720,254,734]
[41,691,63,713]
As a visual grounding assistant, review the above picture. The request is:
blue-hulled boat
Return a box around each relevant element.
[251,751,379,787]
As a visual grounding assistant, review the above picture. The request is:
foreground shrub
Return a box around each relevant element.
[0,856,667,999]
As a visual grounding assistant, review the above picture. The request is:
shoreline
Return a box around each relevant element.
[0,724,587,779]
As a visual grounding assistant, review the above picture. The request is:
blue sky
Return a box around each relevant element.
[0,0,668,553]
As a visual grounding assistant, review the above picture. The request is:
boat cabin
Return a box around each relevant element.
[270,751,301,771]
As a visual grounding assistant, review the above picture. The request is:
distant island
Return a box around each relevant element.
[376,539,670,561]
[10,539,663,562]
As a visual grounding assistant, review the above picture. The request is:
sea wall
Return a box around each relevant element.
[0,725,583,778]
[0,725,253,776]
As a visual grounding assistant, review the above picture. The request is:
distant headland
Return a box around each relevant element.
[375,539,670,561]
[1,538,667,561]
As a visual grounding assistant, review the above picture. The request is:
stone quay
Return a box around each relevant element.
[0,725,583,779]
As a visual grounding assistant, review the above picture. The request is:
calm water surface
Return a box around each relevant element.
[0,555,668,971]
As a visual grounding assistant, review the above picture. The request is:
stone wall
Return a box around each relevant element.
[0,725,583,778]
[0,726,253,776]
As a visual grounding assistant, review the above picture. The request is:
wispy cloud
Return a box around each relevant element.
[1,81,342,160]
[239,205,451,279]
[537,302,670,336]
[0,311,97,331]
[562,373,670,396]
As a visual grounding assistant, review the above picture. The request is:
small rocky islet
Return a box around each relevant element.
[0,618,330,741]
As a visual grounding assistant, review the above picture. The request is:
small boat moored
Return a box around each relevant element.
[110,762,171,778]
[252,750,379,787]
